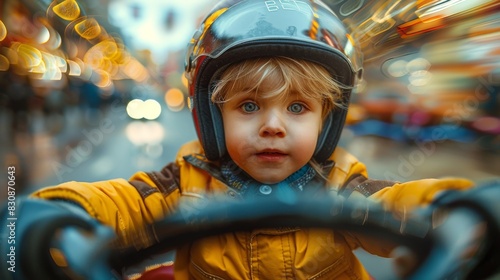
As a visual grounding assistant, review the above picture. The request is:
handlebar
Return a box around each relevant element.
[2,186,497,280]
[112,194,433,269]
[110,194,486,280]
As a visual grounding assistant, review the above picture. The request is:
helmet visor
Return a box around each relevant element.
[185,0,362,82]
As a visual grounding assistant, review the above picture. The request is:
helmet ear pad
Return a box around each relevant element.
[192,40,354,163]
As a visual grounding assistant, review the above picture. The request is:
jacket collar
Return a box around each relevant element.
[183,154,335,199]
[219,159,318,198]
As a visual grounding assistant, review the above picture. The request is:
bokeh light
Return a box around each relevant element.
[15,43,43,70]
[126,99,162,120]
[67,59,82,76]
[143,99,162,120]
[74,18,101,40]
[164,88,185,112]
[52,0,81,21]
[387,59,408,77]
[126,99,145,120]
[0,20,8,41]
[34,23,50,44]
[0,54,9,71]
[125,121,165,145]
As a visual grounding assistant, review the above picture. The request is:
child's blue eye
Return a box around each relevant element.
[241,102,259,112]
[288,103,304,114]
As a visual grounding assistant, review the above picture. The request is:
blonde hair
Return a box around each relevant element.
[211,56,346,119]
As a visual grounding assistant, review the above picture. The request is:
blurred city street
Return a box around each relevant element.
[0,98,198,196]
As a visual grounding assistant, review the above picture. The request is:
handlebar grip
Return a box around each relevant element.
[407,207,487,280]
[0,198,117,280]
[430,181,500,279]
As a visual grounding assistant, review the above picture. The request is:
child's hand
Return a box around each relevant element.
[0,197,116,280]
[390,207,488,279]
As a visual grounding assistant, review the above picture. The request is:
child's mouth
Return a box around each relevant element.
[256,150,287,161]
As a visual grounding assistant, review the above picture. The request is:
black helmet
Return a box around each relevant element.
[185,0,362,163]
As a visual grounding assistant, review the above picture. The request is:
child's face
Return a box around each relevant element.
[221,88,323,184]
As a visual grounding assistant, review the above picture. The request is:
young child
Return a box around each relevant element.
[14,0,480,279]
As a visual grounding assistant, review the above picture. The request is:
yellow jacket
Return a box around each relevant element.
[32,141,474,280]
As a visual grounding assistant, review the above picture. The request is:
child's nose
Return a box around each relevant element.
[259,111,286,137]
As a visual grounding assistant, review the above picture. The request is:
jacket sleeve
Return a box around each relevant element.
[341,177,475,257]
[30,162,182,249]
[329,148,476,256]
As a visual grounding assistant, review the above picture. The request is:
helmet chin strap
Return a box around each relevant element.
[314,103,349,163]
[208,98,227,160]
[314,112,334,162]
